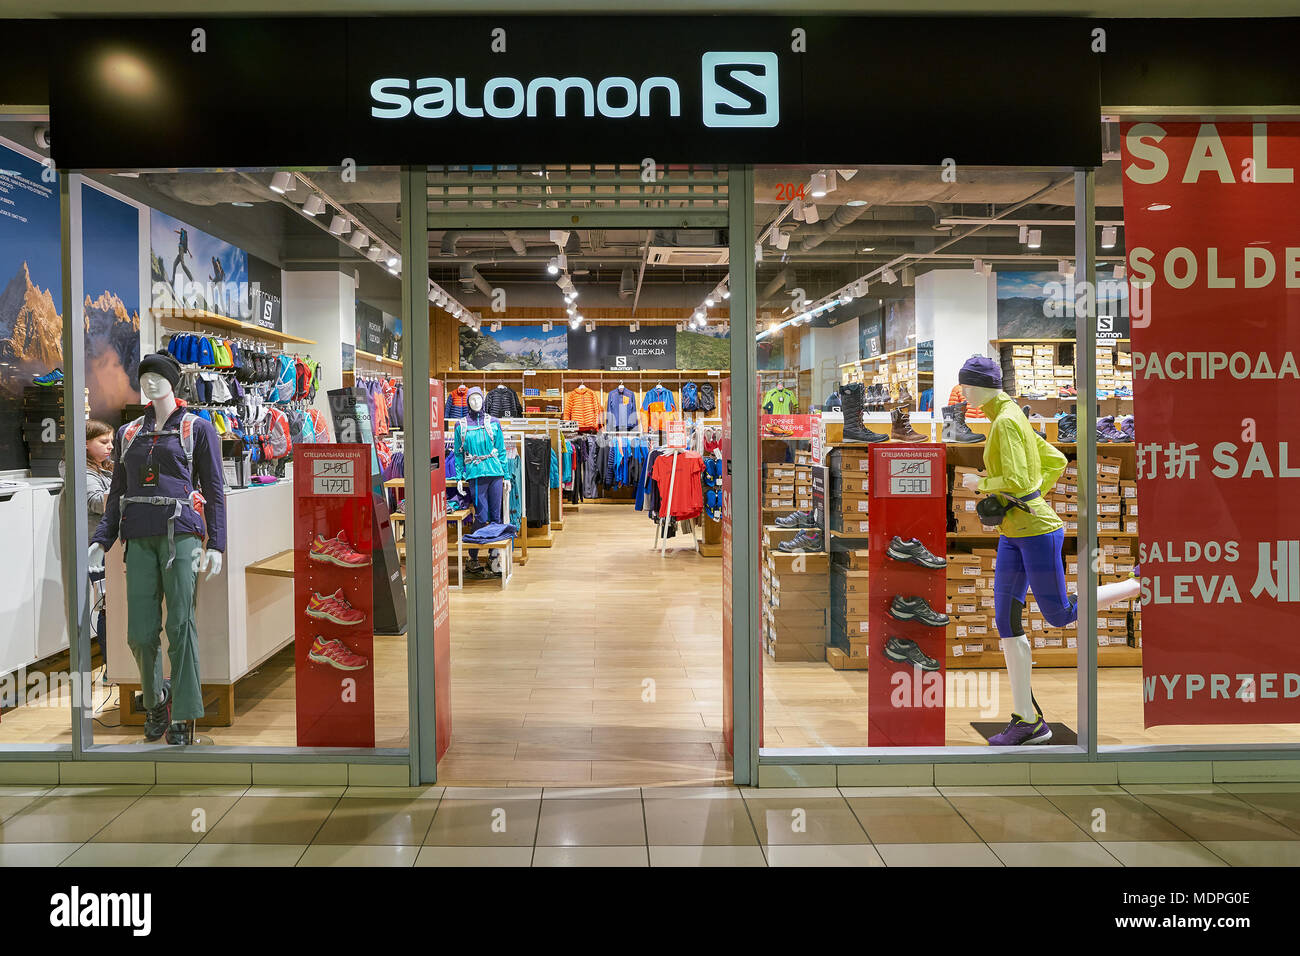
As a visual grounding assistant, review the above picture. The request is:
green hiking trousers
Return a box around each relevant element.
[125,534,203,722]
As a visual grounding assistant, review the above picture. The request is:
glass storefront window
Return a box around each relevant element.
[752,164,1089,754]
[36,162,411,752]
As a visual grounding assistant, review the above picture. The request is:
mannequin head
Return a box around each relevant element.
[961,384,1000,408]
[140,372,174,402]
[466,387,485,413]
[957,354,1002,409]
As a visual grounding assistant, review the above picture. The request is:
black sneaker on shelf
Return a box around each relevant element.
[888,594,951,627]
[777,529,823,554]
[886,536,946,570]
[884,636,941,672]
[164,720,193,746]
[143,680,172,742]
[775,509,815,529]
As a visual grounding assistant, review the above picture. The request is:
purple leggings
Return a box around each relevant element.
[993,527,1078,636]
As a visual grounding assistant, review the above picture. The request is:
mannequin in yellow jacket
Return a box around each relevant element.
[957,356,1139,745]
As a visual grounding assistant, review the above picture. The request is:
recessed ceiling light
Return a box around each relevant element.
[861,246,875,253]
[845,199,868,207]
[230,201,253,208]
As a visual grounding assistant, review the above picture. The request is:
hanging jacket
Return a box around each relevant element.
[445,385,470,420]
[696,382,716,412]
[680,382,698,411]
[605,386,639,431]
[640,385,678,432]
[563,386,602,430]
[484,385,523,420]
[453,413,508,479]
[978,391,1067,539]
[92,404,227,554]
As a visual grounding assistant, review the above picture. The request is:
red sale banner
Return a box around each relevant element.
[1121,120,1300,726]
[430,380,452,760]
[760,414,814,440]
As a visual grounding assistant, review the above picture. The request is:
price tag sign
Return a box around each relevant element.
[888,456,931,494]
[666,419,689,447]
[313,475,355,495]
[303,449,364,497]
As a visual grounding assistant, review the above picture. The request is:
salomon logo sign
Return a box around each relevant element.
[701,52,779,128]
[371,76,682,120]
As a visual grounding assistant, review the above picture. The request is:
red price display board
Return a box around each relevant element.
[429,381,453,760]
[294,444,376,747]
[868,444,947,746]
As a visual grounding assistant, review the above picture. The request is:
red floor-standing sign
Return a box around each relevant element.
[869,443,947,746]
[429,380,452,761]
[294,444,376,747]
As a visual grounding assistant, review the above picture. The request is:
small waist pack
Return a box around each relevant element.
[976,489,1040,526]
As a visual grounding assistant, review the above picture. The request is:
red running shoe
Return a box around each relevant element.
[308,636,369,671]
[306,588,365,626]
[308,530,371,568]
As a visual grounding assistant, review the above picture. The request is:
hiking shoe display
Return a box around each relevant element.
[305,588,365,626]
[308,636,369,671]
[775,509,816,529]
[777,529,823,554]
[838,383,888,443]
[1056,413,1078,443]
[34,368,64,387]
[884,637,941,672]
[164,720,194,746]
[143,680,172,742]
[890,406,927,442]
[988,714,1053,746]
[888,594,950,627]
[1118,415,1135,440]
[896,382,914,409]
[941,402,983,443]
[1097,415,1127,443]
[309,530,371,568]
[887,536,946,569]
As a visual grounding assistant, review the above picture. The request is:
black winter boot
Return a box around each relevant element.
[838,383,888,443]
[942,403,984,443]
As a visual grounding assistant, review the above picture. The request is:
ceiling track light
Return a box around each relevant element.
[386,252,399,268]
[328,215,350,236]
[585,322,594,333]
[301,195,327,217]
[348,232,370,251]
[547,256,560,275]
[809,172,828,198]
[366,246,382,261]
[1101,225,1118,249]
[973,258,986,276]
[1058,259,1074,276]
[881,267,898,284]
[269,171,296,194]
[1019,224,1030,244]
[1027,228,1042,249]
[802,203,820,224]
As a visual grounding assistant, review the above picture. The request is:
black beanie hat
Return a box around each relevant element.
[139,350,182,390]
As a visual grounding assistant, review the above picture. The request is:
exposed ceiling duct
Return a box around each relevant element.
[458,263,494,299]
[618,267,636,299]
[798,202,873,252]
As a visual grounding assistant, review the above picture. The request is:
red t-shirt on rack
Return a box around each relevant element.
[652,451,704,519]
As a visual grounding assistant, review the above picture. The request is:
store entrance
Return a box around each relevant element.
[420,211,732,786]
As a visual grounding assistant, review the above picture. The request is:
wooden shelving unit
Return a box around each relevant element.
[151,308,316,346]
[356,349,402,369]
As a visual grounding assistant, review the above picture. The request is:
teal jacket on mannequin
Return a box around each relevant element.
[454,413,508,479]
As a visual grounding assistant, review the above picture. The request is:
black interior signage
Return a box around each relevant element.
[568,327,676,370]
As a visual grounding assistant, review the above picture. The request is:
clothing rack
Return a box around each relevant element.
[653,447,701,556]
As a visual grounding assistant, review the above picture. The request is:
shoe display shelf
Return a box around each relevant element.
[839,347,920,411]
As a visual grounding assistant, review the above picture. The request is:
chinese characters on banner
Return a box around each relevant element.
[1120,121,1300,726]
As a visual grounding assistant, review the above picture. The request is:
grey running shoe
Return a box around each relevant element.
[884,637,941,672]
[888,594,950,627]
[775,509,815,529]
[777,529,823,554]
[886,536,946,569]
[143,680,172,742]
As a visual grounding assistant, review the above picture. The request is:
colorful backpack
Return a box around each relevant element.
[274,354,297,402]
[264,406,293,459]
[306,407,331,442]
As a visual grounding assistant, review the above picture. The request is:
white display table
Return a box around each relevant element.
[0,476,71,678]
[105,479,295,723]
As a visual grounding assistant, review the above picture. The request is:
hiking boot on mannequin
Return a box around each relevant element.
[890,406,927,442]
[942,402,984,443]
[838,383,888,443]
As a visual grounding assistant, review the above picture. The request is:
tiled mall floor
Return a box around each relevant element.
[1,782,1299,866]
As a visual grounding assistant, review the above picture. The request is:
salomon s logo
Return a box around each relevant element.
[701,52,779,128]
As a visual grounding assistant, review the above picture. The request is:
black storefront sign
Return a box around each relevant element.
[568,326,676,371]
[49,17,1100,169]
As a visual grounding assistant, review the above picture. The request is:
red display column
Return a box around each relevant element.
[429,380,452,761]
[294,444,376,747]
[868,443,948,746]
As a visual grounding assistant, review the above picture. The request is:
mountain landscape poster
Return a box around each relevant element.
[82,182,141,422]
[460,324,567,370]
[676,323,730,369]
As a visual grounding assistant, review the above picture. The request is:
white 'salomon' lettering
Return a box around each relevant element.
[371,75,682,120]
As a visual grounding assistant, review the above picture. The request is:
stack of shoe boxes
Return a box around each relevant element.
[764,463,797,511]
[794,453,813,512]
[1115,349,1134,393]
[949,465,986,534]
[830,549,869,659]
[1097,346,1116,395]
[1088,536,1136,649]
[1048,461,1079,520]
[1033,344,1057,395]
[763,548,829,662]
[829,448,870,535]
[1006,344,1036,396]
[1096,456,1125,534]
[1121,479,1138,534]
[945,550,994,662]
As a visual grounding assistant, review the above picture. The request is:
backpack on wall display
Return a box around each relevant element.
[306,407,331,442]
[274,354,297,402]
[264,406,292,459]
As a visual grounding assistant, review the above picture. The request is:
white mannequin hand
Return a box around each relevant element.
[457,480,466,495]
[195,549,224,579]
[961,473,982,492]
[88,543,105,572]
